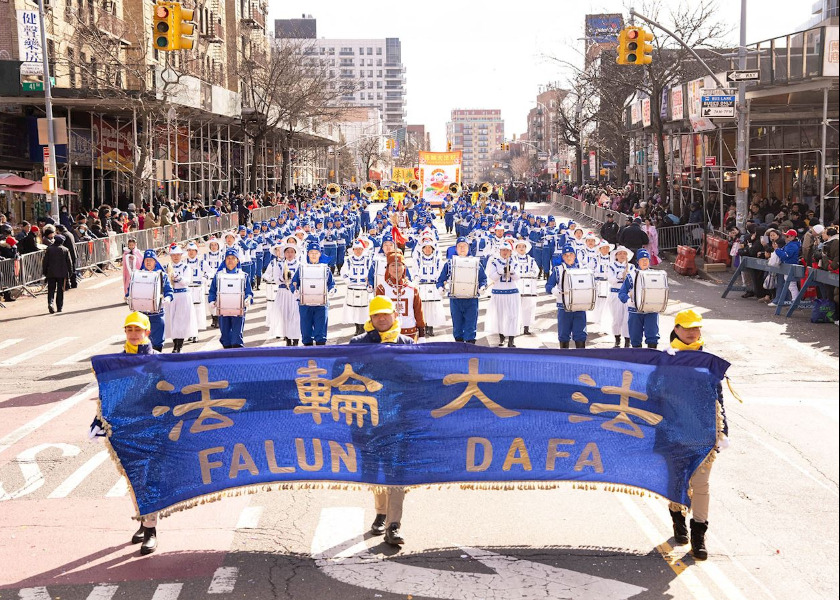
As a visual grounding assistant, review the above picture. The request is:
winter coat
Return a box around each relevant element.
[349,329,417,345]
[158,206,173,226]
[42,237,73,279]
[774,239,801,265]
[821,236,839,271]
[17,232,39,255]
[617,223,650,249]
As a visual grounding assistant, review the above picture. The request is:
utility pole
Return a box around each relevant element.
[735,0,749,230]
[37,0,59,221]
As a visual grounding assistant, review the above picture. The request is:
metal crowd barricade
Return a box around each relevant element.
[658,224,705,251]
[722,256,807,316]
[786,268,839,317]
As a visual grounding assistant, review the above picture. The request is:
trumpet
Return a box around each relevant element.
[362,181,378,198]
[479,182,493,196]
[326,183,342,199]
[407,179,422,195]
[448,182,462,196]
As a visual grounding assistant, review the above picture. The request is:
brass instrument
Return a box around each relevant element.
[362,181,378,198]
[448,182,462,197]
[407,179,422,195]
[326,183,342,199]
[479,182,493,197]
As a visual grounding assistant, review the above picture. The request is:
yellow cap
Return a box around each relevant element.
[674,309,703,329]
[368,295,396,316]
[124,311,151,330]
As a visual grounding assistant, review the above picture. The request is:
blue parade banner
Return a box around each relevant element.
[91,345,729,518]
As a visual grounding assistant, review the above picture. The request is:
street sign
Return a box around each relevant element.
[21,78,56,92]
[701,93,736,118]
[43,147,51,174]
[726,70,760,82]
[705,156,717,167]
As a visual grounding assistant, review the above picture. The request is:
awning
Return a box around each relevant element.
[0,173,38,187]
[3,181,76,195]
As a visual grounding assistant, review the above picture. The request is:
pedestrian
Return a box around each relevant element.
[349,295,415,547]
[164,246,198,353]
[290,242,336,346]
[1,235,20,303]
[122,238,144,298]
[617,218,650,264]
[42,233,73,313]
[600,213,619,245]
[56,224,78,288]
[607,246,634,347]
[436,237,487,344]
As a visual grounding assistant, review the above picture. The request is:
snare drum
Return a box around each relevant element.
[518,277,538,297]
[450,256,480,298]
[299,263,329,306]
[128,270,163,313]
[561,268,596,312]
[418,282,440,302]
[215,272,246,316]
[596,279,609,299]
[633,269,669,313]
[347,286,369,308]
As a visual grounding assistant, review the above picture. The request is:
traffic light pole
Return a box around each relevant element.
[37,0,59,221]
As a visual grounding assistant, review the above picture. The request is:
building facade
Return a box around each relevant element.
[446,109,504,184]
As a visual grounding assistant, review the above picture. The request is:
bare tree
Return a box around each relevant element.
[510,155,534,180]
[241,37,350,193]
[356,136,383,182]
[555,79,598,184]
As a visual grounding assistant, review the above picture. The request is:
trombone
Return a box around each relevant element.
[361,181,378,198]
[326,183,342,199]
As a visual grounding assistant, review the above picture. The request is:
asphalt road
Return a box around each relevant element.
[1,203,837,600]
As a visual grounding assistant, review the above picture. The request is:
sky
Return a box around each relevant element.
[268,0,817,149]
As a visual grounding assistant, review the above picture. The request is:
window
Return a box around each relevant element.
[328,47,335,54]
[367,81,373,89]
[329,70,334,78]
[377,70,382,77]
[376,81,382,88]
[377,59,382,66]
[368,92,373,100]
[377,92,382,99]
[368,70,373,77]
[376,47,382,55]
[367,47,373,55]
[68,48,76,87]
[359,93,364,100]
[359,47,364,54]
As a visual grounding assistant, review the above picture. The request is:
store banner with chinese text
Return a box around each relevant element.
[92,345,728,517]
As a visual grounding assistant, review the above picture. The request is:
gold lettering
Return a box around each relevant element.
[229,443,259,479]
[198,446,225,484]
[545,438,575,471]
[574,442,604,473]
[502,437,532,471]
[295,438,324,472]
[466,437,493,472]
[264,440,295,474]
[329,441,358,473]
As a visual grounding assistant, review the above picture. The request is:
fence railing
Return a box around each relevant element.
[1,206,285,297]
[551,193,630,228]
[658,224,706,251]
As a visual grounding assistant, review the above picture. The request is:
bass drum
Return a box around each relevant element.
[634,269,669,313]
[561,268,596,312]
[418,282,440,302]
[450,256,480,298]
[518,277,538,297]
[216,272,246,317]
[128,270,162,313]
[347,286,369,309]
[299,263,329,306]
[264,281,279,305]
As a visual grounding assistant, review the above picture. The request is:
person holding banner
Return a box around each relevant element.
[375,253,425,341]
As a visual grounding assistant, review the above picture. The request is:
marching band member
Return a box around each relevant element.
[127,250,174,352]
[512,239,539,335]
[376,253,425,341]
[547,243,587,349]
[368,235,397,291]
[164,246,198,353]
[121,237,143,299]
[618,249,660,348]
[542,217,558,279]
[202,237,224,329]
[291,242,336,346]
[570,226,586,253]
[340,240,372,335]
[437,237,487,344]
[222,231,246,264]
[184,242,206,338]
[591,240,612,331]
[485,241,521,348]
[322,219,339,272]
[267,242,302,345]
[207,249,254,349]
[238,226,256,289]
[415,239,445,338]
[262,243,283,333]
[607,246,635,348]
[577,233,599,271]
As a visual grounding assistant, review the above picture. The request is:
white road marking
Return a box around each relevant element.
[0,337,77,367]
[18,588,51,600]
[0,338,24,353]
[0,443,81,501]
[235,506,264,529]
[55,335,124,365]
[694,280,718,287]
[617,495,716,600]
[150,583,183,600]
[48,450,110,499]
[106,476,129,497]
[0,384,96,458]
[89,277,122,290]
[312,507,646,600]
[85,584,119,600]
[207,566,239,594]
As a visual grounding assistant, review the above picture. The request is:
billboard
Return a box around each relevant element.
[585,14,624,44]
[418,151,462,206]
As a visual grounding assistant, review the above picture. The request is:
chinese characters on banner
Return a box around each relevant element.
[92,346,727,518]
[418,151,462,206]
[17,10,44,76]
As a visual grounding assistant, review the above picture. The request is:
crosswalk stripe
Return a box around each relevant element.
[207,567,239,594]
[18,588,51,600]
[0,337,77,367]
[55,335,124,365]
[151,583,183,600]
[47,450,110,499]
[0,338,24,353]
[236,506,264,529]
[106,476,129,497]
[85,585,118,600]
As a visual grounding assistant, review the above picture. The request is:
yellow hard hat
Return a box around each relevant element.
[674,309,703,329]
[124,311,151,330]
[368,295,396,316]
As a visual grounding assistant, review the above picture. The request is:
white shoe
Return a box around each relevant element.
[768,302,777,307]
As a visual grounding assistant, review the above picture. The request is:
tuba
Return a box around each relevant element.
[479,182,493,196]
[362,181,378,198]
[407,179,422,195]
[326,183,342,199]
[448,182,462,197]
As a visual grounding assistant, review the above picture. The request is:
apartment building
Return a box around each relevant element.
[446,109,504,184]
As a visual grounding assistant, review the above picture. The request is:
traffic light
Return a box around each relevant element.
[617,27,654,65]
[499,143,505,151]
[637,29,654,64]
[447,141,452,151]
[504,143,510,151]
[176,3,196,51]
[385,139,394,149]
[153,1,176,51]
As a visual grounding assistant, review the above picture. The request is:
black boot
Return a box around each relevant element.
[426,326,434,337]
[647,343,658,349]
[507,336,515,348]
[315,341,326,346]
[624,337,631,348]
[172,339,183,353]
[559,341,570,349]
[670,510,689,545]
[211,316,219,328]
[255,276,261,290]
[131,524,145,544]
[523,326,531,335]
[454,338,464,343]
[575,340,586,349]
[384,522,405,546]
[153,345,163,352]
[140,527,157,555]
[286,339,293,346]
[466,340,476,344]
[48,303,55,314]
[498,334,505,347]
[304,342,314,346]
[614,335,621,348]
[291,339,299,346]
[690,519,708,560]
[370,513,387,536]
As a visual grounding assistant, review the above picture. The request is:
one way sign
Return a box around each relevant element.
[726,70,760,82]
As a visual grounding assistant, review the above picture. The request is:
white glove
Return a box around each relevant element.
[209,301,216,313]
[328,287,337,297]
[665,346,677,356]
[163,296,172,304]
[551,286,562,303]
